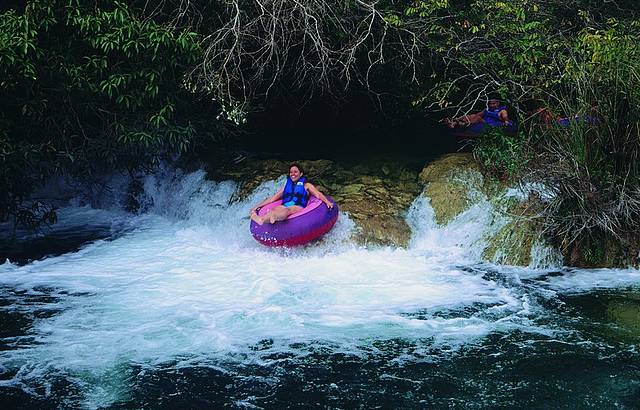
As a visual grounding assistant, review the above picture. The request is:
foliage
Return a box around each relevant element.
[0,1,213,226]
[402,0,640,253]
[524,21,640,247]
[405,0,558,114]
[407,0,638,114]
[473,128,530,181]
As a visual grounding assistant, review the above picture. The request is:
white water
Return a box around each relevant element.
[0,167,638,407]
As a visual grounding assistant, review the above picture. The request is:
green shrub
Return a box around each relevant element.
[472,128,531,181]
[525,23,640,246]
[0,1,210,228]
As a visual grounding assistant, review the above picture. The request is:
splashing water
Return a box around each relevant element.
[1,167,639,408]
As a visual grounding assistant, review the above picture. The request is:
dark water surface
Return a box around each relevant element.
[1,269,639,409]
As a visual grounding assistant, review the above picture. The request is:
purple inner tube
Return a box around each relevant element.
[450,122,517,138]
[250,196,339,247]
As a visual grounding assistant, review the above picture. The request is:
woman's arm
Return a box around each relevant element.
[450,111,484,127]
[305,183,334,209]
[250,188,284,214]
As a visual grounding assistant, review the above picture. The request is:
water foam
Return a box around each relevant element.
[0,166,637,406]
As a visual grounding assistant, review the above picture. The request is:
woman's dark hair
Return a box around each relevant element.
[289,162,305,175]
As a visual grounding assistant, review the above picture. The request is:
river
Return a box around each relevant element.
[1,167,639,408]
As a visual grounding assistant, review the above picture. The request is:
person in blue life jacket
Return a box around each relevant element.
[445,98,513,130]
[250,163,334,225]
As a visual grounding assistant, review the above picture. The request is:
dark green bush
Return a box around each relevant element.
[525,23,640,246]
[0,1,213,228]
[473,128,531,181]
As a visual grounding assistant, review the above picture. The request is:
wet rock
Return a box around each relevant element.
[606,294,640,339]
[419,153,556,266]
[418,153,483,226]
[481,199,543,266]
[341,183,366,195]
[124,178,146,213]
[423,181,470,226]
[418,153,481,184]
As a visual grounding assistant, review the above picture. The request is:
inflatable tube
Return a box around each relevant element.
[557,115,599,127]
[250,196,339,247]
[449,122,517,139]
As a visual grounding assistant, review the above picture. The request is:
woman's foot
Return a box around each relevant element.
[250,211,264,225]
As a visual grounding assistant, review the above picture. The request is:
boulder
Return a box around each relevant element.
[420,154,555,266]
[481,199,543,266]
[418,153,483,226]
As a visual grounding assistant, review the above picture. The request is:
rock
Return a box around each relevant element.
[341,183,366,195]
[419,153,483,226]
[419,153,480,185]
[424,181,471,226]
[606,295,640,338]
[420,153,556,266]
[481,197,539,266]
[340,197,412,246]
[331,169,420,247]
[124,178,146,213]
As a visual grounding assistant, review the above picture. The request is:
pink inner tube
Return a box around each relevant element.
[250,196,339,247]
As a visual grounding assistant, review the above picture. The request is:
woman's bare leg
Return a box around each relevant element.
[268,205,303,223]
[252,205,303,225]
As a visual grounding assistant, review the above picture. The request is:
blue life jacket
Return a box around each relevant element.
[483,106,508,126]
[282,176,309,207]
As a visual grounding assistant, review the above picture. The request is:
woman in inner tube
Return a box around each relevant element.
[445,98,513,131]
[250,163,334,225]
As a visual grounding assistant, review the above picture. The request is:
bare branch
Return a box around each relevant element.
[188,0,429,115]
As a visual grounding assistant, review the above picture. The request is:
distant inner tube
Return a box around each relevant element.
[250,196,339,247]
[449,122,518,138]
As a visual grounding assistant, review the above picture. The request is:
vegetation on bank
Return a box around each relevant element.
[1,1,639,265]
[0,1,226,228]
[472,20,640,266]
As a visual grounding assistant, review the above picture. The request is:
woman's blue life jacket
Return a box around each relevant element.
[282,176,309,207]
[483,105,511,127]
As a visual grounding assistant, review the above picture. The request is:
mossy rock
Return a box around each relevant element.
[334,173,418,247]
[482,218,539,266]
[344,199,412,247]
[419,153,483,226]
[481,194,547,266]
[418,153,480,185]
[424,181,471,226]
[340,183,366,195]
[606,298,640,338]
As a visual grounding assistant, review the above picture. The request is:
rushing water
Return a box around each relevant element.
[1,168,639,408]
